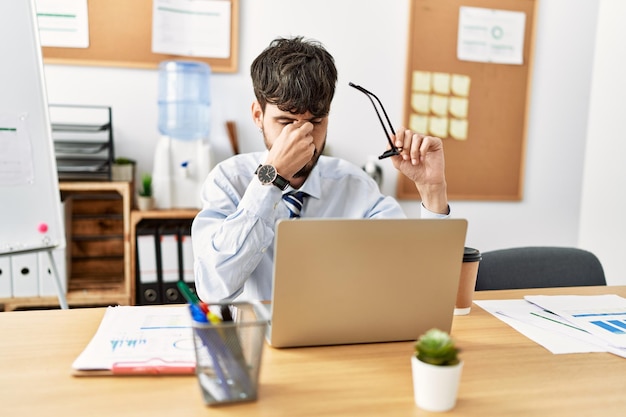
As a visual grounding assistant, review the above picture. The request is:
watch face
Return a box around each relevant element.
[257,165,277,185]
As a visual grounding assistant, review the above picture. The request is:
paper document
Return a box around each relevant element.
[476,295,626,359]
[36,0,89,48]
[457,6,526,64]
[525,295,626,349]
[72,306,196,375]
[474,299,606,354]
[151,0,231,58]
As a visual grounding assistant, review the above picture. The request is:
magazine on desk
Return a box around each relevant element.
[72,306,196,376]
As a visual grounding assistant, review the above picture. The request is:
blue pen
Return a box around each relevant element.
[190,304,208,323]
[190,304,233,400]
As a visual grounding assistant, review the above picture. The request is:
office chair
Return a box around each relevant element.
[475,246,606,290]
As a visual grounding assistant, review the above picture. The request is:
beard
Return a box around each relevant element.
[293,141,325,178]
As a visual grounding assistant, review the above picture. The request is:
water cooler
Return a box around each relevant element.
[152,61,213,209]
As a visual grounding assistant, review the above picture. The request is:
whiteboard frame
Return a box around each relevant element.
[0,0,65,255]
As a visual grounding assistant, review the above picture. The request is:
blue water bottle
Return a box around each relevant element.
[158,61,212,141]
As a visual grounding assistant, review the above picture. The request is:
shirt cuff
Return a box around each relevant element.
[420,203,450,219]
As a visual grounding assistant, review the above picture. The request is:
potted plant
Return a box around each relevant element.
[411,328,463,412]
[137,172,154,211]
[111,157,136,182]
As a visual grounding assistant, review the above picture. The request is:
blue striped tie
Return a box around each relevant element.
[282,192,306,218]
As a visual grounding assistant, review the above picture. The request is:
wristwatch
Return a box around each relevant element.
[255,164,290,190]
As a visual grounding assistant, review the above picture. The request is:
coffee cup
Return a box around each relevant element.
[454,247,482,315]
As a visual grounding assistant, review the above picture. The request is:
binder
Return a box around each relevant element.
[0,256,12,298]
[38,248,67,297]
[178,221,196,293]
[158,223,182,304]
[136,224,161,305]
[11,253,39,297]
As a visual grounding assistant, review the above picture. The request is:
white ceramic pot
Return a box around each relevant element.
[411,356,463,412]
[137,196,154,211]
[111,163,135,182]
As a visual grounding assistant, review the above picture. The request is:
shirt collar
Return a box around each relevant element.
[295,161,322,200]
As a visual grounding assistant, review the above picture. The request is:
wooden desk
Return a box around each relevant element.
[2,286,626,416]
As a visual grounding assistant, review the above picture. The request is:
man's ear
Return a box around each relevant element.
[251,101,263,130]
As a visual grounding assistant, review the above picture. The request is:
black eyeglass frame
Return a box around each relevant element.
[349,82,403,159]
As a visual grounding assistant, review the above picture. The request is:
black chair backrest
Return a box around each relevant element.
[475,246,606,291]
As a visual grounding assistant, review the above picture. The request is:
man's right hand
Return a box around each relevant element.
[265,121,316,179]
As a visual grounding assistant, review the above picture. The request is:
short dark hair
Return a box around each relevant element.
[250,36,338,117]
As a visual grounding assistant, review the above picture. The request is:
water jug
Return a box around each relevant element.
[158,61,211,141]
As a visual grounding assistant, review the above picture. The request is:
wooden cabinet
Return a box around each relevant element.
[0,182,132,311]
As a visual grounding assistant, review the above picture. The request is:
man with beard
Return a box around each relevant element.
[192,36,450,301]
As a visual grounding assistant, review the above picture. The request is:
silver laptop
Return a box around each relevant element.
[266,218,468,348]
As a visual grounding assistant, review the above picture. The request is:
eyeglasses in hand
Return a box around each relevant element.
[349,82,403,159]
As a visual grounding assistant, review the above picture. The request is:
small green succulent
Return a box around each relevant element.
[139,173,152,197]
[414,328,460,366]
[114,157,135,165]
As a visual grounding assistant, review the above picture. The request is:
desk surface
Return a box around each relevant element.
[2,286,626,416]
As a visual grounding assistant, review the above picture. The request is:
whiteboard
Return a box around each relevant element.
[0,0,65,255]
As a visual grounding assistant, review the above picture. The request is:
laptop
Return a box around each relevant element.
[266,218,468,348]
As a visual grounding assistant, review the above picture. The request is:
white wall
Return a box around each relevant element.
[579,0,626,285]
[45,1,624,282]
[449,0,599,252]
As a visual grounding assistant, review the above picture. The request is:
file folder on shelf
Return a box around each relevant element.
[158,223,182,304]
[136,224,160,305]
[134,218,196,305]
[38,248,68,297]
[11,253,39,297]
[178,222,196,292]
[0,256,12,298]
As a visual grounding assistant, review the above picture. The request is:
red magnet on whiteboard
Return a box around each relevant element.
[38,223,48,233]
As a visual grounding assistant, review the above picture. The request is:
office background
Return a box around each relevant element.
[41,0,625,285]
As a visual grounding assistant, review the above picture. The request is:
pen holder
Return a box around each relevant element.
[190,301,268,406]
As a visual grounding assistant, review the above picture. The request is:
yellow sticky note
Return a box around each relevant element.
[411,93,430,114]
[450,119,468,140]
[428,116,448,138]
[432,73,450,95]
[412,71,431,93]
[409,114,428,134]
[449,97,469,118]
[451,74,471,97]
[430,95,449,117]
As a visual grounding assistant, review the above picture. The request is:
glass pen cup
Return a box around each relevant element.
[189,301,269,406]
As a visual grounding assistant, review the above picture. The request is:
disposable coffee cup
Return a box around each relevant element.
[454,247,482,315]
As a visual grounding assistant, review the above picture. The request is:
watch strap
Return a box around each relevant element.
[272,172,290,190]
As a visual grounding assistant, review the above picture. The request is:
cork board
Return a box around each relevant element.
[42,0,239,73]
[397,0,538,200]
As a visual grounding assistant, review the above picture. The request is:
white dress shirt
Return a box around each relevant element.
[192,152,449,301]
